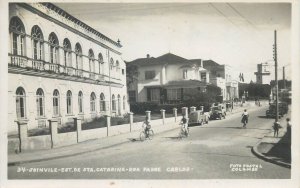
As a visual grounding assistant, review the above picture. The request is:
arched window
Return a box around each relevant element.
[48,32,59,64]
[110,58,114,70]
[116,60,120,79]
[88,49,95,73]
[100,93,105,112]
[63,38,72,67]
[75,43,83,70]
[78,91,83,113]
[16,87,26,119]
[53,89,60,116]
[90,92,96,112]
[117,94,121,115]
[36,88,45,117]
[66,90,72,114]
[110,58,114,78]
[112,94,116,112]
[98,53,103,74]
[9,17,26,56]
[123,96,126,110]
[31,25,44,60]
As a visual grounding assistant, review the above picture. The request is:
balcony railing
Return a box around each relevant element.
[9,55,27,68]
[89,72,95,79]
[65,67,75,76]
[8,54,121,84]
[75,69,83,77]
[32,60,45,70]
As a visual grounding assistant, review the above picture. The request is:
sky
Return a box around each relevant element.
[56,3,291,82]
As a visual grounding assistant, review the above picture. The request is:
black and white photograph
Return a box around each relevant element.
[0,0,299,187]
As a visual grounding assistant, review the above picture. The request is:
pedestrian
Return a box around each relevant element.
[241,109,249,128]
[286,118,291,137]
[273,121,281,137]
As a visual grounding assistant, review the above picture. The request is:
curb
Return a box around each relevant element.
[251,142,291,169]
[8,125,180,166]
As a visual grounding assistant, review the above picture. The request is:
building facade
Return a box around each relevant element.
[127,53,210,104]
[203,60,239,101]
[255,62,273,84]
[8,3,129,134]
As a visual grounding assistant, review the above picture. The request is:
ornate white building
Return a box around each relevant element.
[8,3,129,134]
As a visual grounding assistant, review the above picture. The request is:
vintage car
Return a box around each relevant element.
[266,102,288,118]
[188,110,209,125]
[209,105,226,120]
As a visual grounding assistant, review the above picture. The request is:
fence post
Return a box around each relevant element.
[173,108,177,122]
[74,117,82,143]
[106,115,111,136]
[190,106,196,112]
[16,120,28,152]
[145,111,151,121]
[129,112,133,132]
[160,109,166,125]
[48,119,58,148]
[182,107,188,117]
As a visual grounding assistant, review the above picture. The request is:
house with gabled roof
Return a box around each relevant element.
[126,53,211,104]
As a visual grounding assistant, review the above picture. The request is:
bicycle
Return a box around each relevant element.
[140,126,154,141]
[178,123,189,139]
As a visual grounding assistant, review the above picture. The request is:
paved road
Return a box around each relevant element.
[8,106,291,179]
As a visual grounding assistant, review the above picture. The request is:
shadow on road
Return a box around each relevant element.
[163,136,181,140]
[262,132,291,163]
[257,115,272,119]
[197,126,271,131]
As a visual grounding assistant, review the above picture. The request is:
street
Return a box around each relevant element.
[8,106,291,179]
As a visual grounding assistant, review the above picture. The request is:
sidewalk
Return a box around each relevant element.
[8,101,260,166]
[8,121,179,166]
[251,113,291,168]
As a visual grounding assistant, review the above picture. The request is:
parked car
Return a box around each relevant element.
[188,110,209,125]
[266,102,288,118]
[209,105,226,120]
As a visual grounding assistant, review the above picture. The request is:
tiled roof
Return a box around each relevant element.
[126,53,190,66]
[202,60,220,67]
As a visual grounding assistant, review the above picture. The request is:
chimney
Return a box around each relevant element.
[146,54,150,58]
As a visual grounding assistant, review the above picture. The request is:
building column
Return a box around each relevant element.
[129,112,133,132]
[173,108,177,122]
[145,111,151,121]
[16,119,28,152]
[160,109,165,125]
[106,115,111,136]
[48,119,58,148]
[74,117,82,143]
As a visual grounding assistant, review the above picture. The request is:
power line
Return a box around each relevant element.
[226,3,258,31]
[209,3,240,29]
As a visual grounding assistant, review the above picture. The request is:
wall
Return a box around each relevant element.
[8,3,129,134]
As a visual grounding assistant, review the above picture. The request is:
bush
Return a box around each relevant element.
[130,102,159,114]
[28,127,50,137]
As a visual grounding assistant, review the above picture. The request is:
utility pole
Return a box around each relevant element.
[273,30,279,122]
[283,66,286,89]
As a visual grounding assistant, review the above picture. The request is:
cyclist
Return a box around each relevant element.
[180,116,189,136]
[142,117,151,138]
[241,109,249,128]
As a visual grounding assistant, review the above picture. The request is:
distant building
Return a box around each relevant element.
[8,3,129,134]
[255,62,273,84]
[126,53,210,104]
[203,60,239,101]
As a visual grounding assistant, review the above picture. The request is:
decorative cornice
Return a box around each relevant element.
[17,3,122,55]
